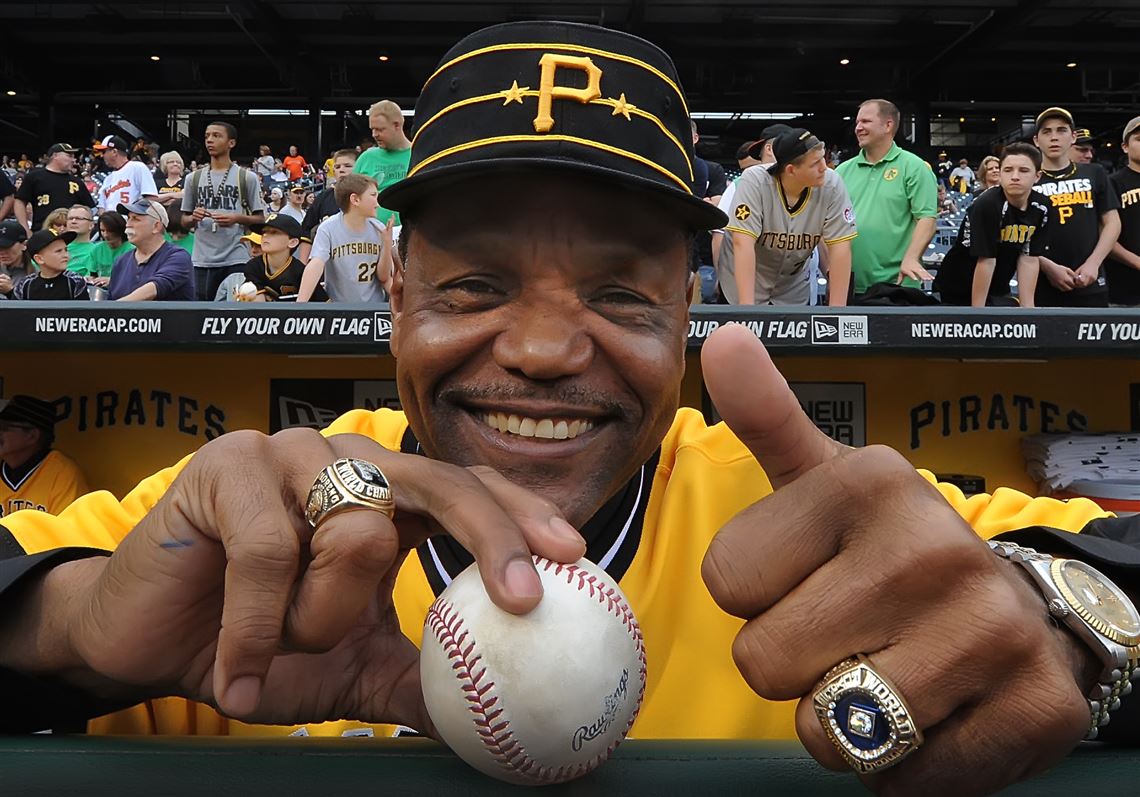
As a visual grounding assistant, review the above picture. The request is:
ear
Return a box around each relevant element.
[389,264,404,358]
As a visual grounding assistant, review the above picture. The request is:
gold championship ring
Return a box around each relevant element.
[811,654,923,774]
[305,458,395,529]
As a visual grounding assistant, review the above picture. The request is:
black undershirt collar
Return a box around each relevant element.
[401,427,658,597]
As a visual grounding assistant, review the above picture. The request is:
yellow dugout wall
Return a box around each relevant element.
[2,348,1134,500]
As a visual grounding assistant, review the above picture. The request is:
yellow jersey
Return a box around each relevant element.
[1,408,1108,738]
[1,450,88,519]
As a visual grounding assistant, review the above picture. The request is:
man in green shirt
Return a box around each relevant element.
[836,98,938,298]
[65,204,98,277]
[353,99,412,225]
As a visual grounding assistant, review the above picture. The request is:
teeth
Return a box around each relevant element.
[481,412,594,440]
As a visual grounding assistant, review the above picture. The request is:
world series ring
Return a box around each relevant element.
[811,654,923,774]
[306,458,395,529]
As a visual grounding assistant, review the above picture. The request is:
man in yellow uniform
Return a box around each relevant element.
[0,395,88,519]
[1,22,1138,797]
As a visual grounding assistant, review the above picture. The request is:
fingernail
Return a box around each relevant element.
[223,676,262,716]
[549,516,586,547]
[505,559,543,600]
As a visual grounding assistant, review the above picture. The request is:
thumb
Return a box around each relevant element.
[701,323,845,489]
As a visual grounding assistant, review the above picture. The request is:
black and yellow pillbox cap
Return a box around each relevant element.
[380,21,727,230]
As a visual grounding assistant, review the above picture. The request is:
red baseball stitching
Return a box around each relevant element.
[424,558,645,785]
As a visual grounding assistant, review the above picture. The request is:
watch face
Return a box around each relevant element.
[1055,559,1140,646]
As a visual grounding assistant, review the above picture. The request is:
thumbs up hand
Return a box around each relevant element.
[699,324,1089,796]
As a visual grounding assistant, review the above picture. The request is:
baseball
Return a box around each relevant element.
[237,281,258,300]
[420,556,646,785]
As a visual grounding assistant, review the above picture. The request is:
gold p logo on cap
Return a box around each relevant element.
[534,54,603,133]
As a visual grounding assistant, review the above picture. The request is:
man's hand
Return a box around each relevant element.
[379,217,396,295]
[0,273,12,294]
[1074,260,1102,288]
[210,212,240,227]
[896,256,934,285]
[698,325,1091,796]
[54,429,586,734]
[1041,259,1079,292]
[191,207,211,222]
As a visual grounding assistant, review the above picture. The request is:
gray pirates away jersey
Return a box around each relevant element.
[721,165,857,304]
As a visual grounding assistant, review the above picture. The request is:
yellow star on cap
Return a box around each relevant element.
[610,93,635,121]
[501,80,528,105]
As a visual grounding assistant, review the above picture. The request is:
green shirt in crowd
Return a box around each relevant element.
[66,240,98,277]
[835,142,938,293]
[165,232,195,255]
[353,145,411,225]
[87,240,136,279]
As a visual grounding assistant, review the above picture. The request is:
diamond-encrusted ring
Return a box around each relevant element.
[305,458,395,530]
[811,654,923,774]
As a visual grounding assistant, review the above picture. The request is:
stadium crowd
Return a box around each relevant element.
[1,99,1139,309]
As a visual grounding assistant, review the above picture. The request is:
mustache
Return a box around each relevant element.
[438,382,632,418]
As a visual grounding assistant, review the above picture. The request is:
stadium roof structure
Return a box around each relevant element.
[2,1,1138,150]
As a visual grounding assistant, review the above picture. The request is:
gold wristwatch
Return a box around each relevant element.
[989,540,1140,739]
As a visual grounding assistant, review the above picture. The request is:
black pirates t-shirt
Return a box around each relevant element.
[1034,162,1118,306]
[14,168,96,229]
[934,186,1050,305]
[1105,167,1140,306]
[244,254,305,300]
[243,254,328,301]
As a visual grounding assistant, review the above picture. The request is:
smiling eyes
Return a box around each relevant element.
[441,278,650,307]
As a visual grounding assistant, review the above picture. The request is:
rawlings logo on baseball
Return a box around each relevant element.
[572,668,629,751]
[420,556,646,785]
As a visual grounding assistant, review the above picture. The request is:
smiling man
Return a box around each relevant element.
[1,21,1140,797]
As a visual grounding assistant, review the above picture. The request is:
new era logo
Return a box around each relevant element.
[811,315,869,345]
[812,318,838,342]
[374,312,393,342]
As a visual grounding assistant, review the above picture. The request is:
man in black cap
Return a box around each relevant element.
[10,228,88,300]
[935,150,953,188]
[13,143,96,233]
[2,22,1139,797]
[724,129,857,305]
[0,395,88,518]
[746,123,795,166]
[0,219,32,299]
[1071,129,1097,165]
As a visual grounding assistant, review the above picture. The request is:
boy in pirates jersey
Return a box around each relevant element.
[0,395,87,518]
[240,214,324,302]
[724,129,856,305]
[1032,107,1120,307]
[298,173,396,303]
[934,143,1050,307]
[1106,116,1140,306]
[711,124,791,290]
[11,229,89,301]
